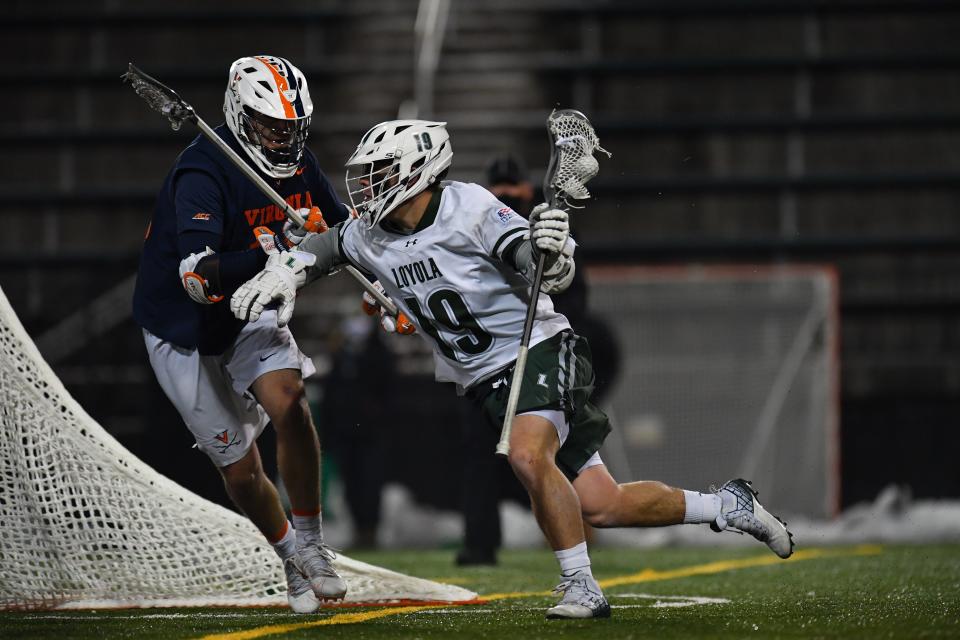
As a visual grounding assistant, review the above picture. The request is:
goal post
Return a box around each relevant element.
[588,265,840,520]
[0,285,476,611]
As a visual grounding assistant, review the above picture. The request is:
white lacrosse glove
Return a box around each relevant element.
[529,203,576,293]
[282,206,329,247]
[230,250,317,327]
[361,281,416,335]
[529,203,569,255]
[179,246,223,304]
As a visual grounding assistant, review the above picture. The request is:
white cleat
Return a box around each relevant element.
[712,478,795,559]
[283,556,320,614]
[294,544,347,601]
[545,570,611,620]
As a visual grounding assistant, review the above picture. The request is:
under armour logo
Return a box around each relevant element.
[405,238,418,247]
[537,373,549,387]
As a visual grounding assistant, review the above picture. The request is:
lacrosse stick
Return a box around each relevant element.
[495,109,610,457]
[121,63,398,316]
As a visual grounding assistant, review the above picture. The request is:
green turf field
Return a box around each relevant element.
[3,544,958,639]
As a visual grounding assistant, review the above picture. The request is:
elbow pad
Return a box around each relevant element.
[179,247,223,304]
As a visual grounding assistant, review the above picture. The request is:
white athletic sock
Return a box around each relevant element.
[292,509,323,549]
[270,520,297,561]
[683,490,723,524]
[555,541,593,578]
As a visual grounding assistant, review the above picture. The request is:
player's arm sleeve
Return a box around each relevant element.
[298,219,356,284]
[174,170,267,298]
[216,247,269,295]
[503,240,534,273]
[478,204,530,263]
[174,170,225,237]
[496,216,578,295]
[178,233,268,299]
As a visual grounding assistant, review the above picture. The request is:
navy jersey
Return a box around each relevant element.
[133,124,348,355]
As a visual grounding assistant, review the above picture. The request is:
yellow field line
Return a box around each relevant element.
[480,545,882,601]
[198,545,882,639]
[598,544,882,589]
[199,605,452,640]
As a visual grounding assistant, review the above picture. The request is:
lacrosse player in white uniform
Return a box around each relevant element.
[231,120,795,620]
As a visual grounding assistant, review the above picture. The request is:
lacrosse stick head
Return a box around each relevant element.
[122,63,197,131]
[543,109,611,209]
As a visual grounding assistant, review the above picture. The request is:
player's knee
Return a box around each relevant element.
[275,378,307,408]
[266,380,311,428]
[507,445,552,486]
[220,455,264,493]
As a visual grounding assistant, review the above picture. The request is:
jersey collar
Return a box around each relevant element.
[378,187,443,235]
[413,187,443,232]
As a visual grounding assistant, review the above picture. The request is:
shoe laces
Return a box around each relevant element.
[710,479,761,535]
[299,544,341,577]
[283,556,313,596]
[712,480,755,515]
[552,573,602,606]
[711,480,773,540]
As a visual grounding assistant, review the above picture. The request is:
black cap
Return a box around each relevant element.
[485,153,528,186]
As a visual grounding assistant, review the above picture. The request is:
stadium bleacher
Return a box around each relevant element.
[1,0,958,507]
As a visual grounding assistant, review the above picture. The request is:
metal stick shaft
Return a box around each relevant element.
[495,251,547,457]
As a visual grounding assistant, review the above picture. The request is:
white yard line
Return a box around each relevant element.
[23,612,281,621]
[614,593,731,608]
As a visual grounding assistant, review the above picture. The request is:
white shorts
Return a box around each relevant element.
[520,409,604,475]
[143,310,316,467]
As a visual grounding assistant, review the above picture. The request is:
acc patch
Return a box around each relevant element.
[192,212,212,221]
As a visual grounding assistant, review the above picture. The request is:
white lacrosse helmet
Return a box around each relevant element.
[223,55,313,179]
[345,120,453,227]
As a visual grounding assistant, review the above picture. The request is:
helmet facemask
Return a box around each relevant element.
[346,157,435,227]
[237,106,310,176]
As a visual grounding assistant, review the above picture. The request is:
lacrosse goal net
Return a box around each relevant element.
[0,286,475,610]
[590,265,839,519]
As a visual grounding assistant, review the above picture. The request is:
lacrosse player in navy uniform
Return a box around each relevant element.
[230,120,795,619]
[133,56,349,614]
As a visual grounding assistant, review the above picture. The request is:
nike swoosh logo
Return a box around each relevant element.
[259,353,277,362]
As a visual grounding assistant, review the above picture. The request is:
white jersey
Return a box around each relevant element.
[338,181,570,389]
